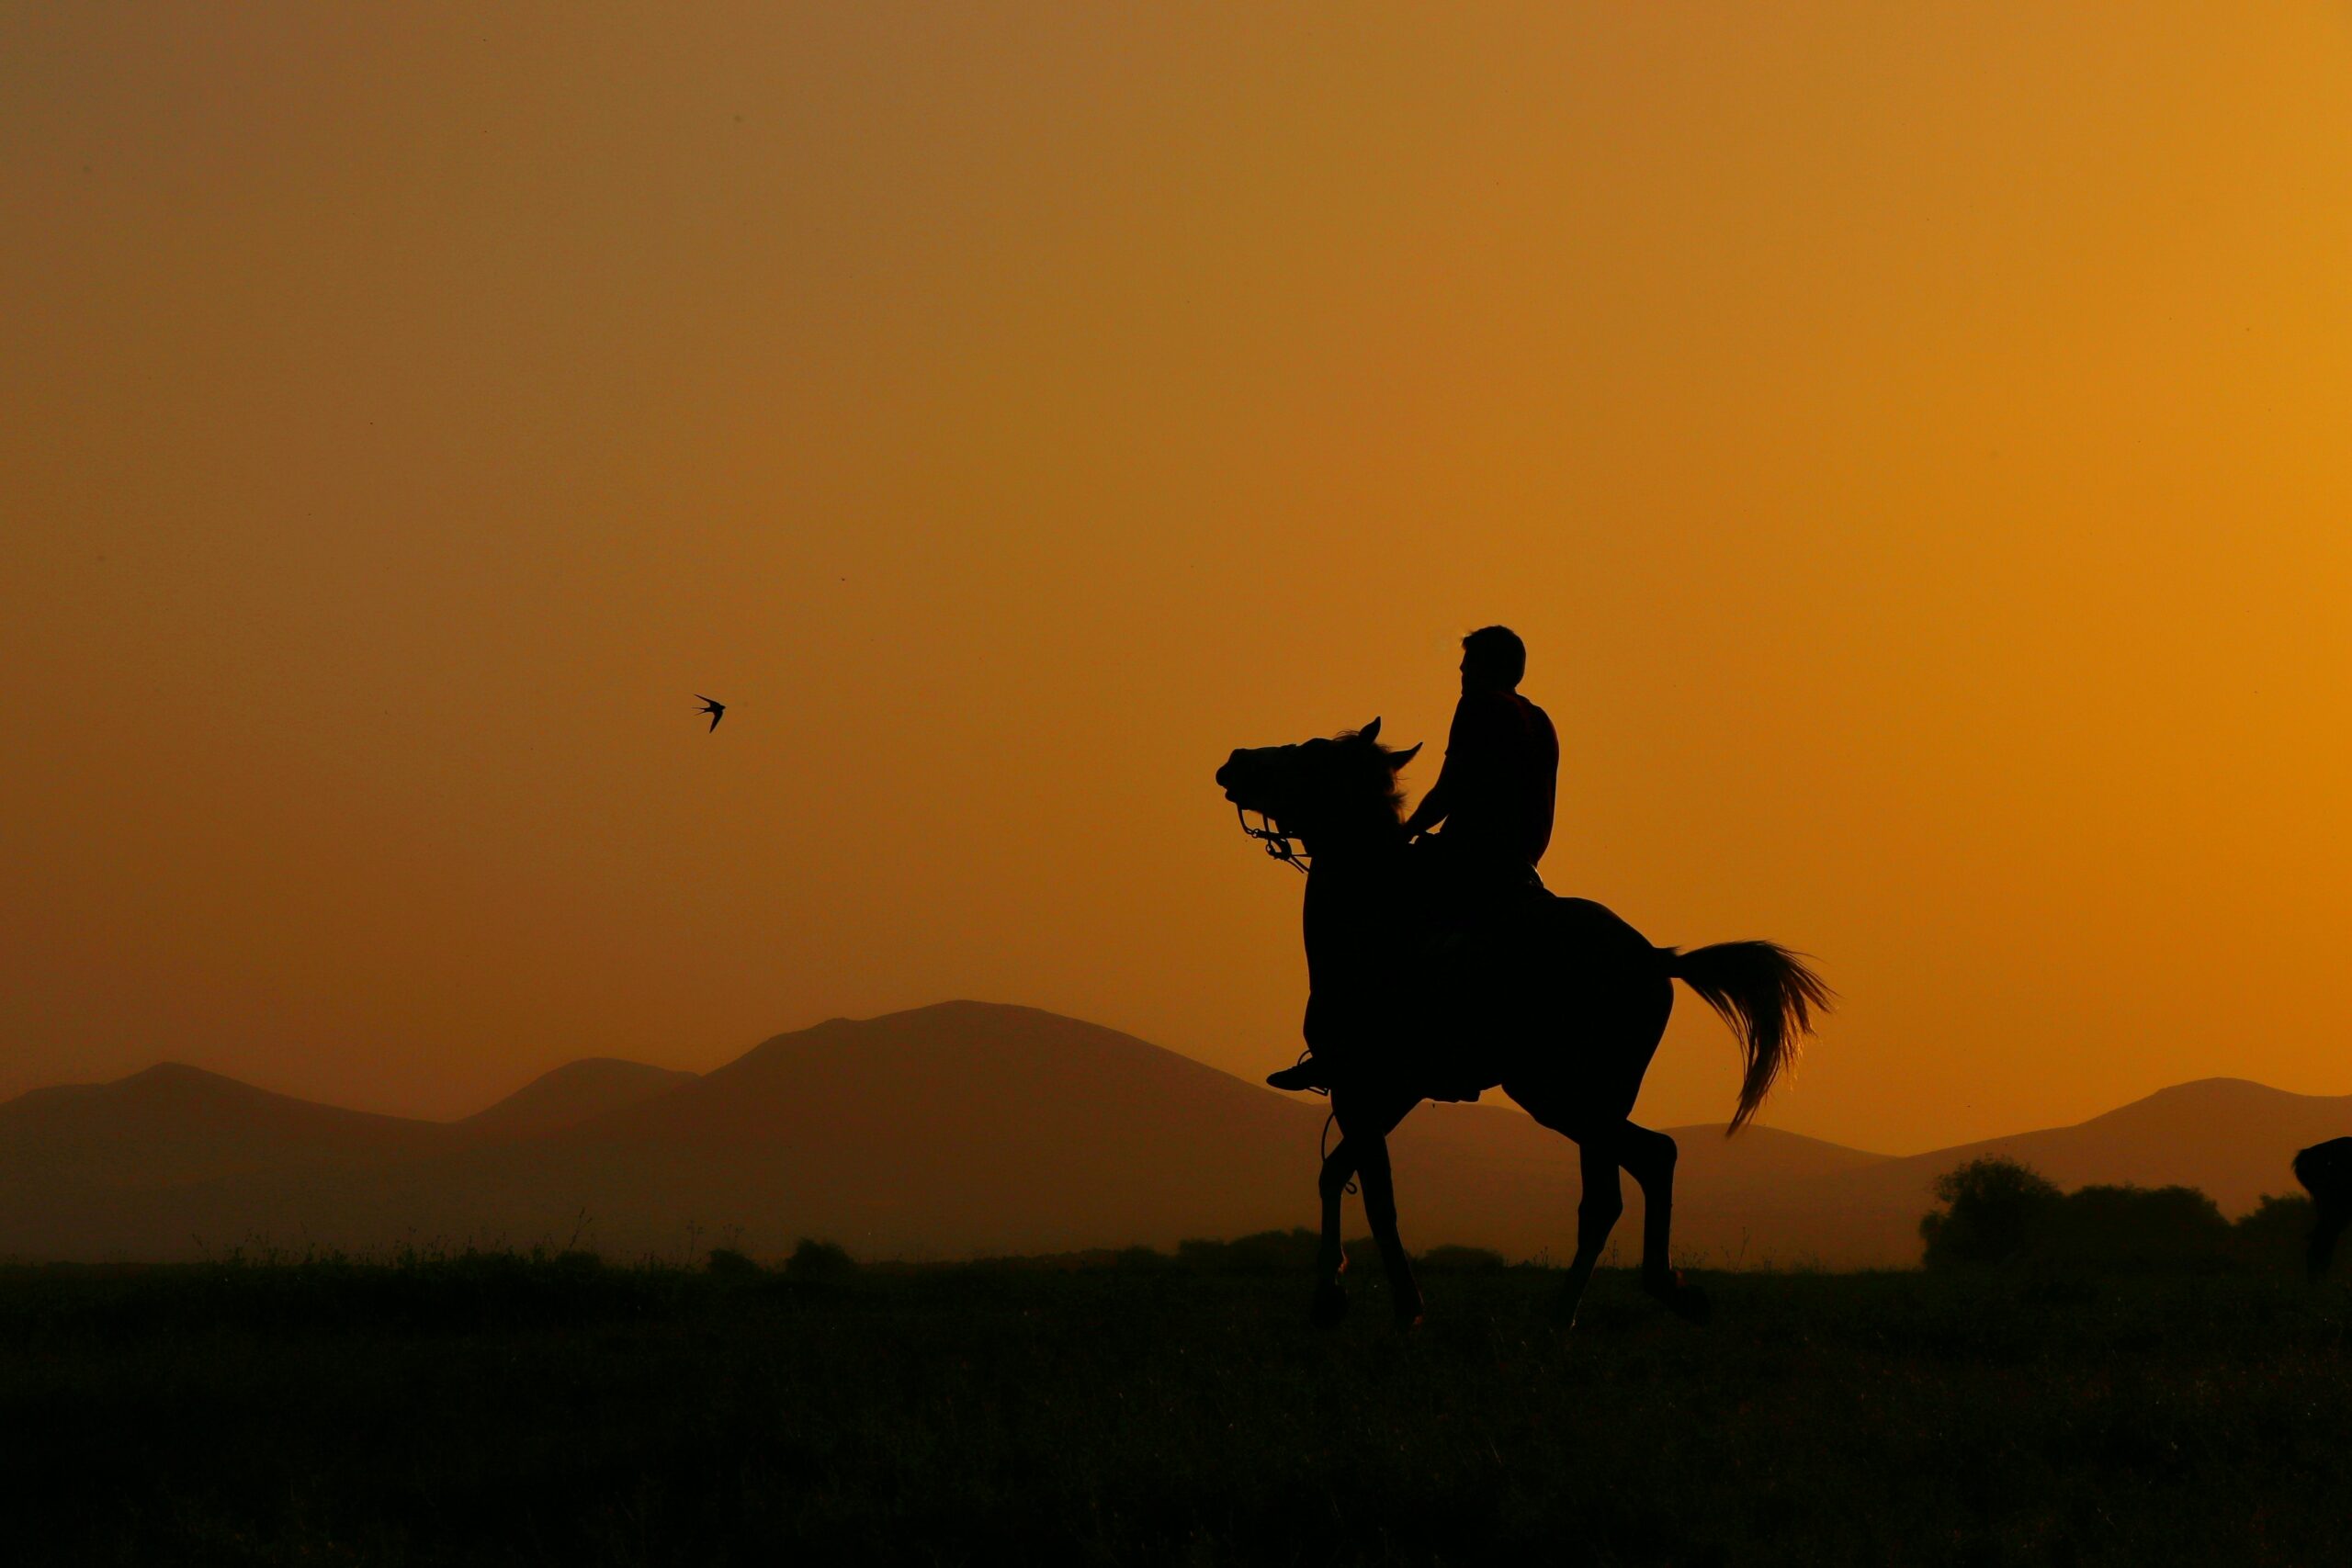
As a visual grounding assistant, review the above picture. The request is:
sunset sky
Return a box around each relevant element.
[6,5,2350,1155]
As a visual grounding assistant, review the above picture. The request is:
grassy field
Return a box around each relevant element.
[4,1247,2349,1566]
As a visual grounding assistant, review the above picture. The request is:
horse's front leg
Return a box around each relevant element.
[1555,1134,1624,1327]
[1311,1136,1354,1327]
[1339,1094,1424,1331]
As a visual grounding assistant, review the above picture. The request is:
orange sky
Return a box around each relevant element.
[6,5,2350,1154]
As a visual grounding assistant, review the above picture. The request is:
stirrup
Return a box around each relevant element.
[1267,1058,1331,1092]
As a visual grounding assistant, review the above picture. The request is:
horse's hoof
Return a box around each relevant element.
[1393,1309,1425,1335]
[1310,1278,1350,1329]
[1666,1282,1712,1325]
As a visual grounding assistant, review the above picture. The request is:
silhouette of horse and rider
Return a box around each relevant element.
[1218,626,1830,1329]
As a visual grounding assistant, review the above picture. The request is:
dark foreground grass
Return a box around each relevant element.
[4,1252,2350,1566]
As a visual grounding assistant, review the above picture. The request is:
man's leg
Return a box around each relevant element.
[1268,993,1338,1090]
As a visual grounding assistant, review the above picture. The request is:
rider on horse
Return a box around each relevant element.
[1266,626,1559,1093]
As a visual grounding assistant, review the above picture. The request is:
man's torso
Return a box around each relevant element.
[1441,690,1558,867]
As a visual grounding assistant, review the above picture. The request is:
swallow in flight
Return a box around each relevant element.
[695,694,726,731]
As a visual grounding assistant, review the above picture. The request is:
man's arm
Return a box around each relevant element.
[1402,698,1475,837]
[1402,773,1451,838]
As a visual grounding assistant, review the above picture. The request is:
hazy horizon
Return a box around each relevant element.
[10,998,2341,1273]
[15,995,2351,1169]
[9,6,2352,1153]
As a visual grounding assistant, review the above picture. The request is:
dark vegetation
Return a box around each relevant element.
[4,1225,2348,1566]
[1921,1156,2315,1272]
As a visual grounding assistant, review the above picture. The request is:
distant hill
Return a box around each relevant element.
[1727,1078,2352,1267]
[495,1003,1323,1258]
[458,1058,699,1141]
[1900,1077,2350,1211]
[0,1063,449,1191]
[0,1063,455,1261]
[1,1006,2343,1267]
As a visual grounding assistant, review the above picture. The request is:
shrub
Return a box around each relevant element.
[1922,1158,2304,1273]
[706,1248,763,1280]
[2050,1184,2232,1270]
[1112,1246,1172,1271]
[1174,1229,1323,1272]
[1418,1245,1507,1271]
[2233,1193,2316,1272]
[783,1240,858,1283]
[1920,1157,2064,1268]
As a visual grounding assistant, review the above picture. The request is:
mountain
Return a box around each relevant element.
[0,1007,2342,1268]
[458,1058,700,1141]
[0,1063,455,1261]
[0,1063,449,1190]
[467,1003,1325,1258]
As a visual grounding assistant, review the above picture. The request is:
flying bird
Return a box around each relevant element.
[695,694,726,731]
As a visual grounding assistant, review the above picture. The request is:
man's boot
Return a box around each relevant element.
[1266,1055,1334,1092]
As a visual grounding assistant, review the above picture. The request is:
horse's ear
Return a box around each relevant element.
[1387,741,1422,769]
[1361,716,1382,741]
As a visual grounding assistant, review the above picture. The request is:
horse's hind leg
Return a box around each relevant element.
[1312,1138,1353,1327]
[1503,1084,1623,1327]
[1622,1122,1709,1324]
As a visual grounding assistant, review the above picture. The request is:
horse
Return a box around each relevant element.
[1216,719,1830,1329]
[2292,1137,2352,1283]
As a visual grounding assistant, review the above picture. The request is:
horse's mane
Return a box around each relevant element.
[1338,728,1409,823]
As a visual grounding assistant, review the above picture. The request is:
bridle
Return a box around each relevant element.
[1235,803,1309,874]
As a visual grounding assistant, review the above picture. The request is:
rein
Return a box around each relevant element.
[1235,803,1309,874]
[1234,799,1353,1192]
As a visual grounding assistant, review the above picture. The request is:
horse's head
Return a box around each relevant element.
[1216,717,1422,851]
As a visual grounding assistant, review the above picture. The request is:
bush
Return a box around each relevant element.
[1169,1234,1507,1273]
[1923,1159,2312,1273]
[1174,1229,1323,1272]
[1920,1157,2064,1269]
[2233,1193,2316,1272]
[1112,1246,1172,1271]
[783,1239,858,1283]
[1418,1245,1507,1271]
[2051,1184,2232,1270]
[706,1248,763,1280]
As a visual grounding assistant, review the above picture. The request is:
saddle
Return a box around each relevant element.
[1317,857,1557,1103]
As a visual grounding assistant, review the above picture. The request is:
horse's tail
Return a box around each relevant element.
[1662,942,1832,1135]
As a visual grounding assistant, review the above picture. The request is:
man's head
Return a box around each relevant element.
[1460,626,1526,694]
